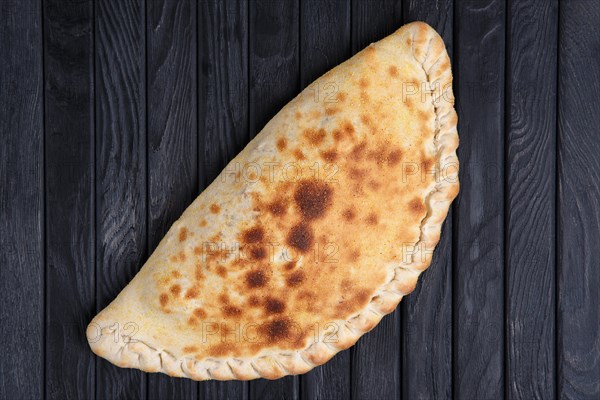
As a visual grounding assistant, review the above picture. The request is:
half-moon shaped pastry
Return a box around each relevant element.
[87,21,459,380]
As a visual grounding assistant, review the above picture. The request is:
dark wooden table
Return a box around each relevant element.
[1,0,599,399]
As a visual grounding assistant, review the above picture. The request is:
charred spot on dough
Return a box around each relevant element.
[222,305,242,317]
[409,197,426,214]
[349,167,366,181]
[193,308,207,319]
[287,223,314,252]
[185,286,199,299]
[286,270,305,287]
[350,143,367,161]
[337,92,347,102]
[159,293,169,307]
[294,180,333,219]
[194,263,205,281]
[368,180,381,191]
[276,137,287,152]
[245,270,268,288]
[388,65,399,77]
[293,149,306,160]
[320,150,337,163]
[366,212,378,225]
[342,208,355,221]
[250,246,267,260]
[261,318,292,343]
[183,345,198,354]
[170,284,181,297]
[265,297,286,314]
[178,227,188,242]
[303,128,327,146]
[210,203,221,214]
[242,226,264,244]
[187,317,198,327]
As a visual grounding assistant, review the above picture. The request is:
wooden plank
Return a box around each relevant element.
[349,2,403,399]
[506,0,557,399]
[43,0,95,399]
[299,1,351,399]
[0,0,44,399]
[454,0,505,398]
[248,0,299,397]
[558,1,600,399]
[198,0,249,398]
[146,0,198,398]
[95,0,147,398]
[400,2,453,399]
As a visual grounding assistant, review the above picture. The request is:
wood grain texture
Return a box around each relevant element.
[454,0,505,398]
[146,0,198,398]
[248,1,299,397]
[43,0,95,399]
[506,0,557,399]
[400,2,453,400]
[198,1,249,399]
[95,0,147,398]
[299,1,351,399]
[558,1,600,399]
[349,2,403,399]
[0,0,44,399]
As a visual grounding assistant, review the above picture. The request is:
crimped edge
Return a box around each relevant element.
[87,21,459,381]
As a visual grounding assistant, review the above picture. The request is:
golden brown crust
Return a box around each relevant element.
[87,21,459,381]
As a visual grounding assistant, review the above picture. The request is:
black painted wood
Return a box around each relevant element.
[506,0,557,399]
[0,1,44,399]
[198,0,249,399]
[43,0,95,399]
[558,1,600,399]
[146,0,198,399]
[248,1,300,398]
[95,0,147,398]
[4,1,600,399]
[349,2,403,400]
[299,1,352,399]
[401,1,453,399]
[454,0,506,399]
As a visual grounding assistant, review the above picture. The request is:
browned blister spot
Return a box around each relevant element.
[303,128,327,146]
[287,223,314,253]
[294,180,333,219]
[217,266,227,277]
[242,226,264,244]
[199,219,207,227]
[325,107,339,116]
[293,149,306,160]
[284,261,296,271]
[342,208,355,221]
[210,203,220,214]
[286,270,305,287]
[183,345,198,354]
[170,284,181,297]
[185,286,199,299]
[295,111,302,120]
[320,150,337,163]
[159,293,169,307]
[366,213,378,225]
[337,92,347,102]
[195,263,205,281]
[250,246,267,260]
[268,199,287,217]
[260,318,292,343]
[223,305,242,317]
[388,65,399,77]
[350,143,366,161]
[248,296,260,307]
[276,137,287,151]
[193,308,207,319]
[409,197,426,215]
[265,297,286,314]
[359,77,370,88]
[388,149,402,166]
[171,270,181,278]
[178,227,188,242]
[245,270,268,288]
